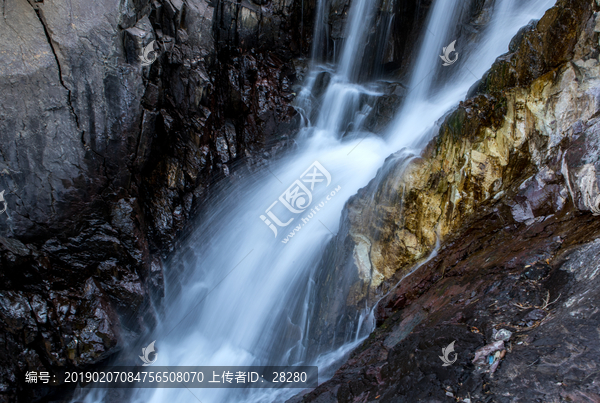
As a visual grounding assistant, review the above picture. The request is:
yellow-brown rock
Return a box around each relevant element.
[345,0,598,305]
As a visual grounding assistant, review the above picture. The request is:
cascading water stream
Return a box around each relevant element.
[81,0,556,402]
[310,0,329,62]
[387,0,554,151]
[403,0,464,102]
[337,0,377,80]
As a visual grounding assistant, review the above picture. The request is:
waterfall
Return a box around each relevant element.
[337,0,377,80]
[404,0,464,102]
[81,0,556,402]
[310,0,329,62]
[386,0,554,152]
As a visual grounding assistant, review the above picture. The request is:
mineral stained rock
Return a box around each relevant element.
[334,0,598,311]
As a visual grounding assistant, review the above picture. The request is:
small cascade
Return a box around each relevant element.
[337,0,378,80]
[310,0,330,62]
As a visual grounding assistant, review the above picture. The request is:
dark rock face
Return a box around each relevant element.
[0,0,314,401]
[361,0,502,131]
[358,0,434,79]
[297,211,600,403]
[0,1,158,400]
[139,0,312,250]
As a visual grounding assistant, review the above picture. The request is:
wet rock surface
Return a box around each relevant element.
[297,211,600,403]
[322,0,436,79]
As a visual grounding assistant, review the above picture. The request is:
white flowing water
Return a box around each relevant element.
[82,0,555,402]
